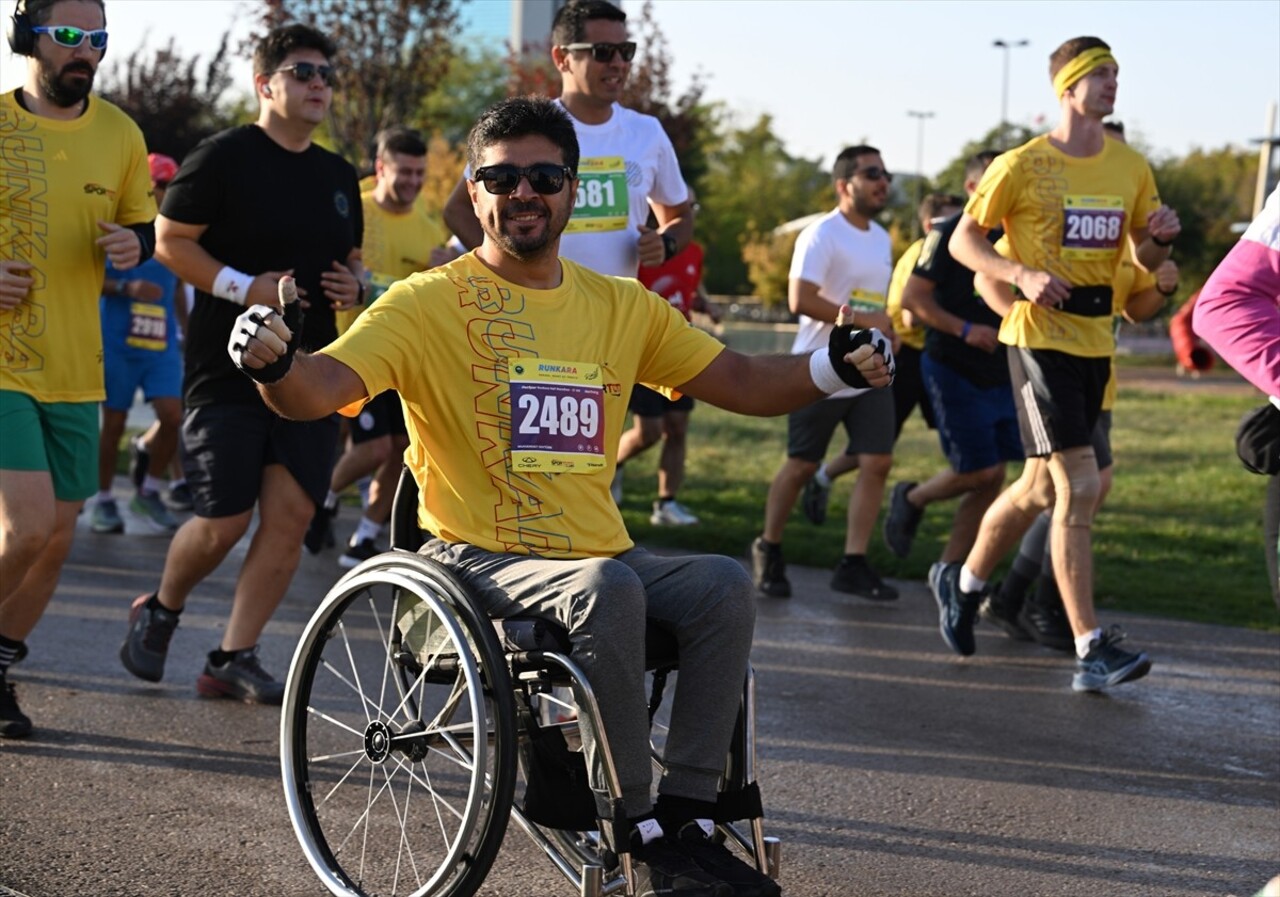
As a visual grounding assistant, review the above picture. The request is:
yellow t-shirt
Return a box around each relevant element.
[336,190,449,334]
[0,91,155,401]
[886,238,925,351]
[966,134,1161,358]
[1102,244,1158,411]
[321,253,724,559]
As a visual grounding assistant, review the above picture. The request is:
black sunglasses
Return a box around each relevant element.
[272,62,339,88]
[856,166,893,183]
[560,41,637,63]
[472,163,575,196]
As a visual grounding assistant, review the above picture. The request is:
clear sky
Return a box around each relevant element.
[2,0,1276,177]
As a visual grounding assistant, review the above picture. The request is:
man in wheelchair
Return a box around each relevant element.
[227,96,893,897]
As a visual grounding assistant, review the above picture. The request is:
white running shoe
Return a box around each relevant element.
[649,500,699,526]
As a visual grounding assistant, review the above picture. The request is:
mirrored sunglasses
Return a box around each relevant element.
[560,41,637,63]
[32,25,108,50]
[472,163,575,196]
[272,62,339,88]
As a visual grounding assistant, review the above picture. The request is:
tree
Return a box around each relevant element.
[252,0,460,168]
[698,112,829,296]
[932,122,1037,195]
[418,45,510,146]
[99,33,240,160]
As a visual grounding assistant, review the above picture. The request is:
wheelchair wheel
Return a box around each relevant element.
[281,553,518,897]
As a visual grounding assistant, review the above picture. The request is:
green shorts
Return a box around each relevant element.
[0,390,99,501]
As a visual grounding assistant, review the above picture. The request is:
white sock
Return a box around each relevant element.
[353,515,383,544]
[692,818,714,837]
[142,474,167,496]
[324,490,341,510]
[814,468,832,489]
[633,817,664,845]
[1075,628,1103,659]
[959,566,986,595]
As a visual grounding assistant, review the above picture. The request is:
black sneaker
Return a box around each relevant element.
[120,593,180,682]
[631,829,732,897]
[931,563,980,656]
[339,537,381,569]
[129,435,150,491]
[196,646,285,704]
[1018,578,1074,653]
[304,504,337,555]
[0,673,33,739]
[1072,626,1151,693]
[167,481,194,511]
[979,584,1031,641]
[750,537,791,599]
[830,556,898,601]
[882,481,922,558]
[672,821,780,897]
[800,475,830,525]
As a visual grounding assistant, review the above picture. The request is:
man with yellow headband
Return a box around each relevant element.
[936,36,1181,693]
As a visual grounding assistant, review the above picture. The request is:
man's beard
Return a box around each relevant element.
[483,198,572,261]
[40,58,95,108]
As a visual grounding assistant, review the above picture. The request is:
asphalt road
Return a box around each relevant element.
[1,494,1277,897]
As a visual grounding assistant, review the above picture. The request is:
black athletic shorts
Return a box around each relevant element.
[350,390,407,445]
[181,402,340,517]
[890,344,935,439]
[1007,347,1110,457]
[628,384,694,417]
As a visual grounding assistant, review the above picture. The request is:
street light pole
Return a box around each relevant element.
[993,38,1029,149]
[907,110,935,236]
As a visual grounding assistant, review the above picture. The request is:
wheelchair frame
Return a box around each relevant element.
[279,469,780,896]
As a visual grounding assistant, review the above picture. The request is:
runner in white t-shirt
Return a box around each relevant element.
[444,0,700,525]
[751,145,901,602]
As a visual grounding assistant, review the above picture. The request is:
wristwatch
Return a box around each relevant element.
[661,233,678,262]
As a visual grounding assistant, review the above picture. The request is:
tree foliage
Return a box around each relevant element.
[252,0,460,169]
[99,34,239,160]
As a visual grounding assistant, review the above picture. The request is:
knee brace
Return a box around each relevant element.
[1049,447,1102,527]
[1005,457,1056,517]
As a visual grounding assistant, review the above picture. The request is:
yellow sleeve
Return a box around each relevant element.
[965,153,1018,231]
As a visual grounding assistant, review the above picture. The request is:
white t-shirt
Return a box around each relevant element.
[788,208,893,399]
[556,100,688,277]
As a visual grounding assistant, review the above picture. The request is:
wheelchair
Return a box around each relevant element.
[280,468,781,897]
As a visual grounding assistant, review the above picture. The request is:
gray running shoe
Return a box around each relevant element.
[650,500,699,526]
[1072,627,1151,693]
[750,537,791,598]
[882,481,922,558]
[801,475,830,525]
[131,490,178,531]
[120,593,180,682]
[196,646,285,705]
[91,497,124,534]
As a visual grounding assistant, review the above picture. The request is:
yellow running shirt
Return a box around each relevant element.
[887,238,926,351]
[0,91,155,401]
[321,253,724,558]
[1102,244,1157,411]
[965,134,1161,358]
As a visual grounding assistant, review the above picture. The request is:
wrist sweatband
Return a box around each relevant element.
[809,348,848,394]
[212,266,255,305]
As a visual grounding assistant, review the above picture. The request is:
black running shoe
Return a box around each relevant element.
[196,646,285,705]
[830,556,898,601]
[1072,627,1151,693]
[0,673,32,739]
[750,537,791,599]
[304,504,337,555]
[630,829,732,897]
[931,563,980,656]
[1018,578,1074,652]
[979,585,1031,641]
[672,821,780,897]
[167,481,194,512]
[129,435,150,491]
[882,481,922,558]
[120,593,180,682]
[339,537,381,569]
[801,475,830,525]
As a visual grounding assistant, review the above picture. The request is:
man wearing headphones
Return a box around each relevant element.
[0,0,155,738]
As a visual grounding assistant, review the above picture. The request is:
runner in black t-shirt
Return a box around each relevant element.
[117,24,363,704]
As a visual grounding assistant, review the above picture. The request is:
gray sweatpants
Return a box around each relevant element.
[419,539,756,819]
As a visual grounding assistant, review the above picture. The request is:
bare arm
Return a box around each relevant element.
[949,213,1070,306]
[677,340,890,416]
[443,176,484,251]
[1123,259,1178,324]
[638,199,695,268]
[901,273,999,353]
[155,215,295,309]
[259,352,367,421]
[1132,205,1181,272]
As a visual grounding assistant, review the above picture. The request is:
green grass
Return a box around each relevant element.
[619,365,1279,632]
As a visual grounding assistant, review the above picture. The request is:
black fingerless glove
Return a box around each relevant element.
[828,325,896,388]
